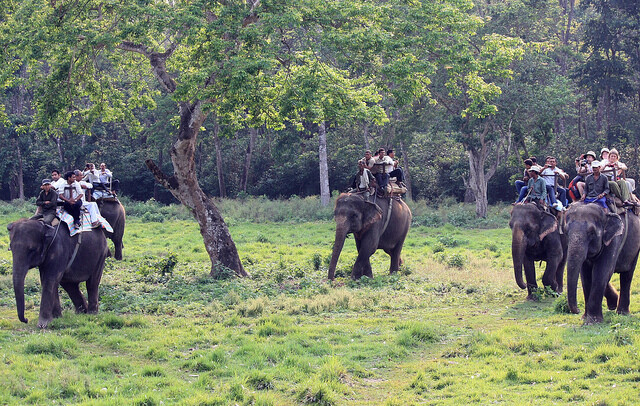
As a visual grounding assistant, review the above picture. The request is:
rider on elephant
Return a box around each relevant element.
[523,165,547,207]
[32,179,58,225]
[351,160,376,201]
[581,161,610,212]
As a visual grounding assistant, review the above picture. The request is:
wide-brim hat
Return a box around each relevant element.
[585,151,597,159]
[609,148,620,158]
[591,160,602,168]
[528,165,542,173]
[601,147,610,156]
[41,179,51,185]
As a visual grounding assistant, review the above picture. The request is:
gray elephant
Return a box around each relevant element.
[509,203,566,299]
[98,199,125,260]
[328,193,411,280]
[564,203,640,324]
[8,219,109,328]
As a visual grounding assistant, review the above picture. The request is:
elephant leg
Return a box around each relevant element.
[60,282,88,314]
[38,278,59,328]
[541,259,559,292]
[52,287,62,318]
[605,283,619,311]
[86,265,105,314]
[617,269,635,315]
[580,265,592,320]
[386,242,405,275]
[523,257,538,299]
[584,265,613,324]
[352,242,376,280]
[114,237,123,261]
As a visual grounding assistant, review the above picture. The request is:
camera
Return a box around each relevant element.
[580,159,588,167]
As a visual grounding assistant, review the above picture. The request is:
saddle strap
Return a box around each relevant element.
[381,198,394,235]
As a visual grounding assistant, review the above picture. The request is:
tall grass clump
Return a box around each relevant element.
[395,321,441,347]
[23,335,78,358]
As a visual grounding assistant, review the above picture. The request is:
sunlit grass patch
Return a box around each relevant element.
[23,335,78,358]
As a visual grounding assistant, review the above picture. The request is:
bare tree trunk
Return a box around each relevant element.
[241,127,258,192]
[399,141,412,201]
[318,121,331,206]
[15,140,24,200]
[146,102,246,277]
[213,119,227,198]
[468,148,489,217]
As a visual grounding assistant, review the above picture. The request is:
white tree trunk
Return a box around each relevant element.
[318,121,331,206]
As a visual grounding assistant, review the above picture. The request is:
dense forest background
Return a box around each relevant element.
[1,0,639,209]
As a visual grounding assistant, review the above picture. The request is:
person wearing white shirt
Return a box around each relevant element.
[540,156,569,209]
[373,148,393,194]
[50,170,66,203]
[83,163,100,184]
[75,170,101,226]
[59,172,83,227]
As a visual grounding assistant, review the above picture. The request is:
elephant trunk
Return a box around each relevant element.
[566,242,588,314]
[13,263,28,324]
[511,227,527,290]
[328,221,349,280]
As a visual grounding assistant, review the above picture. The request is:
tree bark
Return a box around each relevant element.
[15,139,24,200]
[318,121,331,206]
[241,127,258,192]
[213,119,226,198]
[146,102,247,277]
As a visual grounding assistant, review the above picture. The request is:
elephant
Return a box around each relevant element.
[564,203,640,324]
[98,199,126,260]
[7,219,109,328]
[328,193,411,280]
[509,203,566,299]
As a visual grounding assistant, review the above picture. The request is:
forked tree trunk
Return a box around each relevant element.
[319,121,331,206]
[146,102,247,277]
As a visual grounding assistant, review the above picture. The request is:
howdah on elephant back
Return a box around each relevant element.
[328,193,411,280]
[509,203,566,299]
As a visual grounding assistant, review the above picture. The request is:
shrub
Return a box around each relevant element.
[432,242,445,253]
[311,253,323,271]
[436,235,460,247]
[0,259,10,275]
[446,253,466,268]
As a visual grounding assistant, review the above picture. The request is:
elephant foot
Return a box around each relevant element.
[75,306,88,314]
[583,314,603,325]
[617,309,630,315]
[526,294,539,302]
[37,317,52,329]
[569,306,580,314]
[608,304,618,311]
[88,307,99,314]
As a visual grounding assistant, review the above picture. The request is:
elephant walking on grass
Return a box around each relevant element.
[8,219,109,328]
[328,193,411,280]
[564,204,640,324]
[509,203,566,299]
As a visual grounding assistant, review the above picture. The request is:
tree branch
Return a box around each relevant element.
[117,41,177,93]
[146,159,179,190]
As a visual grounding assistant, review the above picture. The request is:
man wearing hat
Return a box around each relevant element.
[523,165,547,205]
[32,179,59,225]
[582,161,610,211]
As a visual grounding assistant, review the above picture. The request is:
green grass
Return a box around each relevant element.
[1,200,639,404]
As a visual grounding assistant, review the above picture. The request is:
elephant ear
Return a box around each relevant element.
[539,212,558,241]
[7,222,14,232]
[604,213,624,247]
[361,201,383,234]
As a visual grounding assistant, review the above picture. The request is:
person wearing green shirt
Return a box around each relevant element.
[524,165,547,204]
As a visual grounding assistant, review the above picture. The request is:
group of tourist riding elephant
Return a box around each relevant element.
[7,200,125,328]
[9,189,637,327]
[510,202,640,324]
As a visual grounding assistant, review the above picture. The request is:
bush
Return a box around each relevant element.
[446,253,466,268]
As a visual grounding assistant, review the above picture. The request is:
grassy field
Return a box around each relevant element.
[1,199,640,405]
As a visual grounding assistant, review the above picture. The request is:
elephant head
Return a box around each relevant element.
[328,194,382,280]
[509,204,558,290]
[564,204,624,315]
[7,219,57,324]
